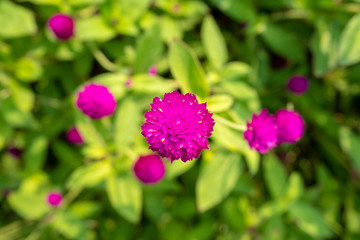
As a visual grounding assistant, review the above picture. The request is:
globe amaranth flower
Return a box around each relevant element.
[133,154,165,184]
[244,109,278,153]
[141,91,215,162]
[66,127,84,145]
[275,109,305,144]
[76,83,117,119]
[287,75,309,95]
[47,191,63,207]
[48,13,74,41]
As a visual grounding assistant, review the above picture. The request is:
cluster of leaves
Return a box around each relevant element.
[1,0,360,239]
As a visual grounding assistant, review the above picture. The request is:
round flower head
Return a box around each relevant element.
[141,91,215,162]
[133,154,165,184]
[66,127,84,145]
[47,191,63,207]
[275,109,305,144]
[244,109,278,153]
[48,13,74,41]
[287,75,309,95]
[76,83,117,119]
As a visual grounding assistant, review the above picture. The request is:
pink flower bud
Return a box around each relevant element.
[287,75,309,95]
[66,127,84,145]
[47,191,63,207]
[133,155,165,184]
[48,13,74,41]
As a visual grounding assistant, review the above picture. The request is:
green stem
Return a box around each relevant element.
[87,42,117,72]
[213,114,247,131]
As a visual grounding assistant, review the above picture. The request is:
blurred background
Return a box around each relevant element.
[1,0,360,239]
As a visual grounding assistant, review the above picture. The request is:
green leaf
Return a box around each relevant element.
[8,80,35,113]
[77,16,116,42]
[339,13,360,66]
[14,57,43,82]
[114,97,141,152]
[285,172,305,202]
[51,210,90,239]
[202,94,233,113]
[0,1,37,39]
[221,81,260,111]
[212,121,249,153]
[132,74,177,94]
[243,149,260,175]
[262,23,304,62]
[196,151,242,212]
[288,201,333,239]
[68,0,104,6]
[106,172,142,223]
[263,155,287,199]
[24,135,49,175]
[8,192,50,220]
[134,24,164,74]
[210,0,256,23]
[201,15,228,69]
[339,127,360,172]
[165,158,197,179]
[169,40,209,98]
[0,116,12,150]
[66,161,111,189]
[311,19,340,77]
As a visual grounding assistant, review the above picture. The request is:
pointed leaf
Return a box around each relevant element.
[169,40,209,98]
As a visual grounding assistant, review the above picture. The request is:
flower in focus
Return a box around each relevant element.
[243,109,278,153]
[76,83,117,119]
[133,154,165,184]
[48,13,74,41]
[275,109,305,144]
[287,75,309,95]
[148,65,157,76]
[66,127,84,145]
[47,191,63,207]
[141,91,215,162]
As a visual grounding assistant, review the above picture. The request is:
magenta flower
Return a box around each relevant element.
[47,191,63,207]
[243,109,278,153]
[287,75,309,95]
[76,83,117,119]
[275,109,305,144]
[48,13,74,41]
[148,65,157,76]
[66,127,84,145]
[141,91,215,162]
[133,154,165,184]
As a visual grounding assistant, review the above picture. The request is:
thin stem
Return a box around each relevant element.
[213,114,247,131]
[87,42,117,72]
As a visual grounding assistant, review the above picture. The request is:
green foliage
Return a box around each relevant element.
[1,0,359,239]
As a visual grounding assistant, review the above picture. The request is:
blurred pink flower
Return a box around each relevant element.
[48,13,74,41]
[76,83,117,119]
[47,191,63,207]
[148,65,157,76]
[244,109,279,153]
[133,154,165,184]
[275,109,305,144]
[66,127,84,145]
[287,75,309,95]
